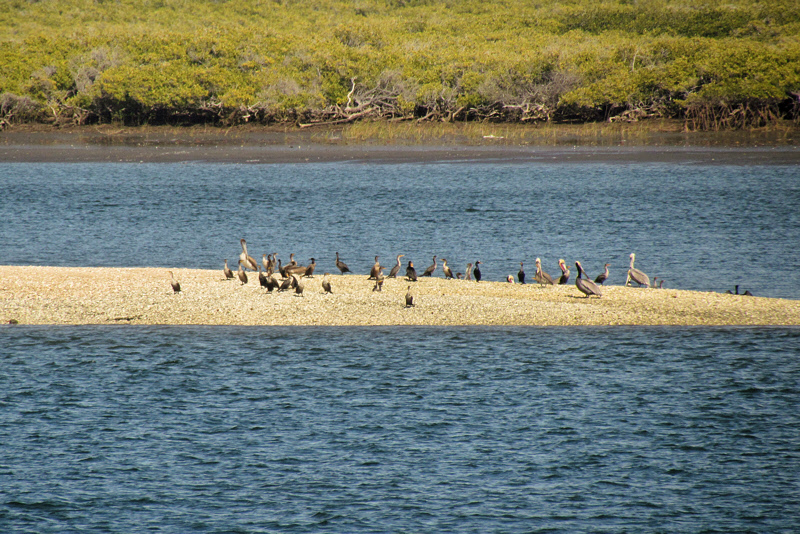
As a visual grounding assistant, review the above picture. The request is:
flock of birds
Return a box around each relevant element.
[167,239,690,305]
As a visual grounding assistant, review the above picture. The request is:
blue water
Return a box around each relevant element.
[2,326,799,533]
[1,161,799,297]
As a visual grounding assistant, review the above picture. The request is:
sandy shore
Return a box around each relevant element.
[2,266,799,326]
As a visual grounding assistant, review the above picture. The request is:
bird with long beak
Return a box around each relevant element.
[575,261,602,298]
[626,253,650,287]
[558,259,570,285]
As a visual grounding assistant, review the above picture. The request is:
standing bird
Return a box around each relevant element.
[223,259,234,280]
[594,263,610,285]
[237,260,248,285]
[557,259,570,285]
[335,252,351,274]
[575,261,602,298]
[262,254,270,272]
[322,273,333,294]
[388,254,405,278]
[517,262,525,284]
[405,286,415,307]
[304,258,316,278]
[507,274,515,283]
[465,263,473,281]
[406,261,418,281]
[626,253,650,288]
[258,265,268,289]
[534,258,554,286]
[373,268,385,292]
[473,261,482,282]
[442,259,455,279]
[422,256,437,277]
[369,256,381,279]
[266,274,279,292]
[168,271,181,293]
[239,239,258,271]
[294,275,304,297]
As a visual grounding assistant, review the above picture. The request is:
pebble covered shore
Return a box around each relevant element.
[2,266,799,326]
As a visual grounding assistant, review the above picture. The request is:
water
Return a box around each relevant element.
[1,326,799,533]
[1,161,799,297]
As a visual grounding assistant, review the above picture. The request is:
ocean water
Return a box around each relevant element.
[1,326,799,533]
[0,160,799,297]
[1,158,799,532]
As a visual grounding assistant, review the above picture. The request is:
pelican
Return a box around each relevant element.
[422,256,437,277]
[473,261,482,282]
[594,263,610,285]
[575,261,602,298]
[168,270,181,293]
[506,274,514,283]
[405,286,414,307]
[557,259,570,285]
[335,252,351,274]
[239,239,258,271]
[517,262,525,284]
[465,263,473,281]
[388,254,405,278]
[237,261,248,285]
[304,258,316,278]
[442,259,455,279]
[223,259,234,280]
[322,273,333,294]
[369,256,381,279]
[406,261,418,281]
[626,253,650,287]
[534,258,554,286]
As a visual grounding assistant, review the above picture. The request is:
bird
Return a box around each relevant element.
[726,285,753,296]
[335,252,351,274]
[388,254,405,278]
[294,275,304,297]
[442,259,455,279]
[465,263,473,281]
[473,261,482,282]
[277,257,287,279]
[517,262,525,284]
[239,239,258,271]
[651,276,659,288]
[575,261,602,298]
[258,266,268,289]
[168,270,181,293]
[369,256,381,279]
[422,256,437,277]
[223,259,234,280]
[266,274,279,292]
[237,260,248,285]
[557,259,570,285]
[373,267,385,292]
[304,258,316,278]
[594,263,610,285]
[506,274,514,283]
[322,273,333,294]
[262,254,270,272]
[534,258,554,286]
[278,275,293,291]
[626,253,650,288]
[406,261,418,281]
[405,286,414,307]
[288,253,297,267]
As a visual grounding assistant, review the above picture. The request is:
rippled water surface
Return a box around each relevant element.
[1,161,799,297]
[2,327,799,533]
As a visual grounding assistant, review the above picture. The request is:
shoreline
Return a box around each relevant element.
[3,266,799,326]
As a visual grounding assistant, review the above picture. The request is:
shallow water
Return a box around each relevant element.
[1,326,799,533]
[1,160,799,298]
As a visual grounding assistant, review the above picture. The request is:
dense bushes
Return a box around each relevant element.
[1,0,799,129]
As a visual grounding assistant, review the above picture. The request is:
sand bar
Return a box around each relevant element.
[2,266,799,326]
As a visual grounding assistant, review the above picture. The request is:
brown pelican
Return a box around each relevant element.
[575,261,602,298]
[406,261,418,281]
[517,262,525,284]
[304,258,316,278]
[465,263,473,281]
[422,256,437,277]
[237,261,248,285]
[507,274,515,283]
[294,275,304,297]
[594,263,610,285]
[372,267,385,291]
[223,259,234,280]
[388,254,405,278]
[239,239,258,271]
[626,253,650,288]
[369,256,381,279]
[473,261,482,282]
[557,259,570,285]
[322,273,333,294]
[442,259,455,279]
[534,258,554,286]
[335,252,351,274]
[168,270,181,293]
[405,286,414,307]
